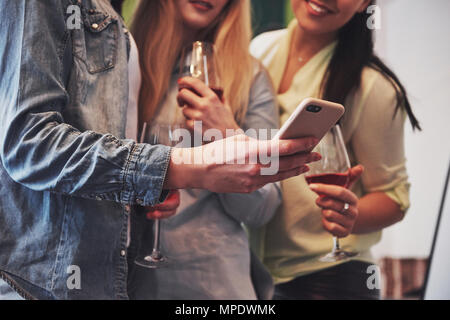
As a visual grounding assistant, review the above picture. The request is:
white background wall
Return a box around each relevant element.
[371,0,450,258]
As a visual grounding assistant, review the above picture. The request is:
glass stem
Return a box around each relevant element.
[152,220,161,258]
[333,236,341,252]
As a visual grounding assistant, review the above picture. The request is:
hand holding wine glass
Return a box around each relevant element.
[309,165,364,237]
[177,41,239,134]
[178,41,222,97]
[177,77,239,134]
[135,122,183,269]
[305,125,362,262]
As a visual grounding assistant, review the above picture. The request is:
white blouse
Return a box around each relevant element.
[126,33,141,247]
[126,33,141,142]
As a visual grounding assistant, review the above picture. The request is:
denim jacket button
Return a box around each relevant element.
[120,250,126,257]
[91,23,99,30]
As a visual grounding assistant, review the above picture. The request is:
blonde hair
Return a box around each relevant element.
[131,0,254,127]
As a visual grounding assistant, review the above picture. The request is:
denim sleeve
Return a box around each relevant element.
[0,0,170,207]
[217,63,282,228]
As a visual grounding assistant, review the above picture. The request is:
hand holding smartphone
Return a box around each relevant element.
[273,98,345,147]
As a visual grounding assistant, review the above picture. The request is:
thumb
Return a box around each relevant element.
[348,165,364,187]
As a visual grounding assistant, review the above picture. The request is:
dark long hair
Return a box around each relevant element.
[111,0,124,15]
[320,0,421,130]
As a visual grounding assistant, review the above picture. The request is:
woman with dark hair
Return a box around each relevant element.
[250,0,420,300]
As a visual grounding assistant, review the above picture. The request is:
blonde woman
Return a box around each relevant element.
[125,0,315,300]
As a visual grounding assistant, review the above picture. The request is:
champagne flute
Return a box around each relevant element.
[178,41,223,101]
[305,125,359,262]
[134,122,181,269]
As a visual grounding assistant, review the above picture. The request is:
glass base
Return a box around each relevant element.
[319,249,359,262]
[134,252,168,269]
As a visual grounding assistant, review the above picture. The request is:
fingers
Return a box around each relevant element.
[313,190,359,237]
[320,206,356,235]
[321,217,351,238]
[177,88,203,108]
[153,190,180,210]
[182,105,202,121]
[309,183,358,205]
[276,137,319,156]
[254,138,320,164]
[276,152,321,172]
[315,196,358,220]
[146,209,177,220]
[178,77,213,98]
[185,119,195,131]
[145,190,180,220]
[250,165,311,191]
[320,208,353,229]
[152,200,179,212]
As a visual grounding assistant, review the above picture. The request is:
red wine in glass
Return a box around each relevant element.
[306,172,349,188]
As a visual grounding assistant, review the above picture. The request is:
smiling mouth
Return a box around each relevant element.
[306,0,335,15]
[189,0,214,10]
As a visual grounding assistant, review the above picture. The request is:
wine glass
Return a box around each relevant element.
[179,41,223,101]
[305,125,359,262]
[134,122,182,269]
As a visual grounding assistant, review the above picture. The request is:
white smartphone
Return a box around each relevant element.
[273,98,345,143]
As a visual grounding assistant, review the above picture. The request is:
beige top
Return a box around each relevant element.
[249,20,411,284]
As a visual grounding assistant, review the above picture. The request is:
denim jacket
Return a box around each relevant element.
[0,0,171,299]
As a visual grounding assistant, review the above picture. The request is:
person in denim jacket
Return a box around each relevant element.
[0,0,319,300]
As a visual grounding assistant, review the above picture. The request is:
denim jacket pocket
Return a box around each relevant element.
[75,10,118,74]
